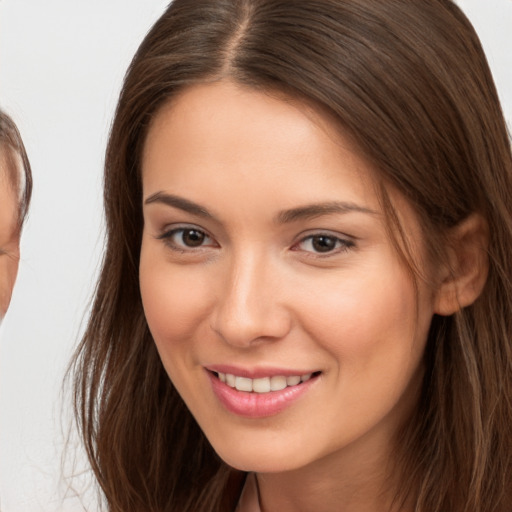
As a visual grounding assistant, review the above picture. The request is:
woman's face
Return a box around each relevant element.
[0,155,20,319]
[140,81,438,474]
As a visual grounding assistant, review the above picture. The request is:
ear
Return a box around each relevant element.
[434,213,489,316]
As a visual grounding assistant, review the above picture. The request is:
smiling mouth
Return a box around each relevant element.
[211,371,321,393]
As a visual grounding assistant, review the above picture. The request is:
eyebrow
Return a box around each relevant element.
[144,192,377,223]
[144,192,213,219]
[275,201,378,223]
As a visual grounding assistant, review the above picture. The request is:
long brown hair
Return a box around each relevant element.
[71,1,512,510]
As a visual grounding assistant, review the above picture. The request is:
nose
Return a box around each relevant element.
[210,252,292,348]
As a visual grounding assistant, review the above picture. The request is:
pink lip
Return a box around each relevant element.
[206,369,319,418]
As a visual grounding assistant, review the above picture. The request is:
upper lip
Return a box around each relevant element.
[205,364,319,379]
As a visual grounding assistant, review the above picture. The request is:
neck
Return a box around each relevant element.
[256,440,406,512]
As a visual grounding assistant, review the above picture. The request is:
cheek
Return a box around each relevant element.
[139,247,212,355]
[302,269,416,351]
[294,257,431,410]
[293,266,430,445]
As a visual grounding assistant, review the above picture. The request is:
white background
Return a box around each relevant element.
[0,1,511,511]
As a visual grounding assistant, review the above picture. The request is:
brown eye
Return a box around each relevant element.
[311,235,337,253]
[181,229,205,247]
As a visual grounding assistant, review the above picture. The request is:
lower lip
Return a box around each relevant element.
[207,371,318,418]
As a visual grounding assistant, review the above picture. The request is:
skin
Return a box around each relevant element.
[0,153,20,319]
[139,81,442,512]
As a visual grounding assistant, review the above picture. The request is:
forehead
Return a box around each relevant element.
[142,81,379,202]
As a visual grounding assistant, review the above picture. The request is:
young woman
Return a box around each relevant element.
[0,110,32,319]
[71,1,512,511]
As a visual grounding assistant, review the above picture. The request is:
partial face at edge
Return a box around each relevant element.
[139,81,438,474]
[0,151,20,319]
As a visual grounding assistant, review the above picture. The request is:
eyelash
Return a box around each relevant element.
[156,226,355,256]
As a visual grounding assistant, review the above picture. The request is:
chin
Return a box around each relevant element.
[211,438,309,474]
[224,455,299,474]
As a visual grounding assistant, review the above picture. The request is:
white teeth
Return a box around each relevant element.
[217,372,316,393]
[235,376,253,392]
[226,373,236,387]
[270,375,287,391]
[253,377,271,393]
